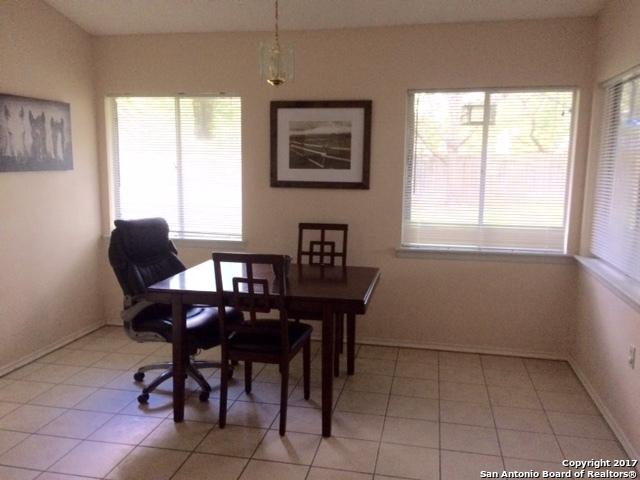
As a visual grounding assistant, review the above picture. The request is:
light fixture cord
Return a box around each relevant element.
[274,0,280,47]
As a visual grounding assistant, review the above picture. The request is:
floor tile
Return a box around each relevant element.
[0,430,29,455]
[537,390,598,415]
[92,353,147,371]
[382,417,438,448]
[523,359,572,375]
[397,349,438,364]
[331,411,385,441]
[308,467,373,480]
[0,381,53,403]
[439,352,481,367]
[24,365,84,384]
[172,452,247,480]
[288,386,326,409]
[236,381,291,404]
[4,363,46,380]
[254,430,321,465]
[181,397,222,423]
[49,440,133,478]
[0,404,65,433]
[529,371,584,393]
[487,385,541,409]
[40,349,108,367]
[354,358,396,376]
[141,418,213,451]
[344,374,393,394]
[387,396,438,421]
[483,368,533,388]
[498,429,563,462]
[439,364,484,385]
[547,411,614,439]
[492,406,552,433]
[0,401,22,419]
[120,393,174,418]
[503,457,570,474]
[89,414,162,444]
[336,391,388,415]
[29,385,96,408]
[556,435,627,460]
[375,442,439,480]
[440,382,489,404]
[105,445,188,480]
[0,434,79,470]
[391,377,438,399]
[117,341,164,355]
[63,368,123,388]
[441,423,500,455]
[240,460,308,480]
[441,450,503,480]
[357,345,399,361]
[197,425,265,457]
[74,389,137,413]
[480,355,526,372]
[394,362,438,380]
[226,401,279,428]
[280,406,323,435]
[439,400,494,427]
[313,437,379,473]
[38,409,113,439]
[0,465,39,480]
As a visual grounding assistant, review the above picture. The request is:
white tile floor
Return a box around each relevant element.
[0,327,633,480]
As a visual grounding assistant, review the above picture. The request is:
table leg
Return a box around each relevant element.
[172,296,187,422]
[322,303,335,437]
[347,313,356,375]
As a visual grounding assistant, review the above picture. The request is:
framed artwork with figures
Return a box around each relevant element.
[0,93,73,172]
[270,100,371,189]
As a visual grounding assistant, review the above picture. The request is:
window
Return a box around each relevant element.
[109,96,242,241]
[591,71,640,281]
[402,88,576,253]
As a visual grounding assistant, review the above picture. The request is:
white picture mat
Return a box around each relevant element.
[277,107,364,183]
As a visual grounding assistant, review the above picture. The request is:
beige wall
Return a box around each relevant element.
[0,0,102,372]
[95,18,595,357]
[572,0,640,460]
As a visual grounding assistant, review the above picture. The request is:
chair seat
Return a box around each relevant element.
[133,304,244,350]
[229,320,312,354]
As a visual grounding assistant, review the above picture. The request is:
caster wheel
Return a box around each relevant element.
[199,390,210,402]
[137,393,149,404]
[133,372,145,382]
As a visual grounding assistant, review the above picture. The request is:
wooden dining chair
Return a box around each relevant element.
[213,252,312,436]
[297,223,356,376]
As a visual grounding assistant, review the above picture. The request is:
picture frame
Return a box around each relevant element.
[270,100,372,189]
[0,93,73,172]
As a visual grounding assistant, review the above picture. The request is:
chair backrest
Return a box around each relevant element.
[212,252,289,353]
[297,223,348,267]
[108,218,185,299]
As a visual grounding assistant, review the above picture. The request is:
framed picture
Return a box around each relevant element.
[0,93,73,172]
[270,100,371,189]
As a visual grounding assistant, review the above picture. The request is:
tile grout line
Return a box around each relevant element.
[479,355,507,471]
[372,347,398,478]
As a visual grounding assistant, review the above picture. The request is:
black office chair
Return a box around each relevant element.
[108,217,242,403]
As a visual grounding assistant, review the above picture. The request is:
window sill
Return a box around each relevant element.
[575,256,640,312]
[395,246,575,264]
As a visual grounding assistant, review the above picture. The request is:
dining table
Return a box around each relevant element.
[145,259,380,437]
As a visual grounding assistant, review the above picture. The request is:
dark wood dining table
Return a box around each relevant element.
[146,259,380,437]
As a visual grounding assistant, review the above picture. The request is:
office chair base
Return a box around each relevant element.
[134,359,231,404]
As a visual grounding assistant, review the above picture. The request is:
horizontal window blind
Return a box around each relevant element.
[110,96,242,241]
[403,89,575,252]
[591,72,640,281]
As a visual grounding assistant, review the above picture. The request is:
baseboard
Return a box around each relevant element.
[310,333,565,360]
[568,356,640,468]
[0,321,105,377]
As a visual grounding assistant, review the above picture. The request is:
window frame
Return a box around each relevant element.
[105,93,244,243]
[401,85,579,255]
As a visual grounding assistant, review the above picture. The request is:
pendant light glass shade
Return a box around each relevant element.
[259,0,294,86]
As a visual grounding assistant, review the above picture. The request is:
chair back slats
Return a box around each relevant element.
[297,223,348,267]
[212,252,289,354]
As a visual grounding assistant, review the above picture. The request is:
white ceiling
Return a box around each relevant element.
[44,0,607,36]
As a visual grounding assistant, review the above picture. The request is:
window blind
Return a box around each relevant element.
[591,71,640,281]
[110,96,242,241]
[402,89,576,252]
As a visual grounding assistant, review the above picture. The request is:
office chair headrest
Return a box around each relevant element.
[112,218,177,261]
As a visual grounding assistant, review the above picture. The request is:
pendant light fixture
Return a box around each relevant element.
[259,0,294,86]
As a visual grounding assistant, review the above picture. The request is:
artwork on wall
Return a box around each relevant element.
[270,100,371,189]
[0,94,73,172]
